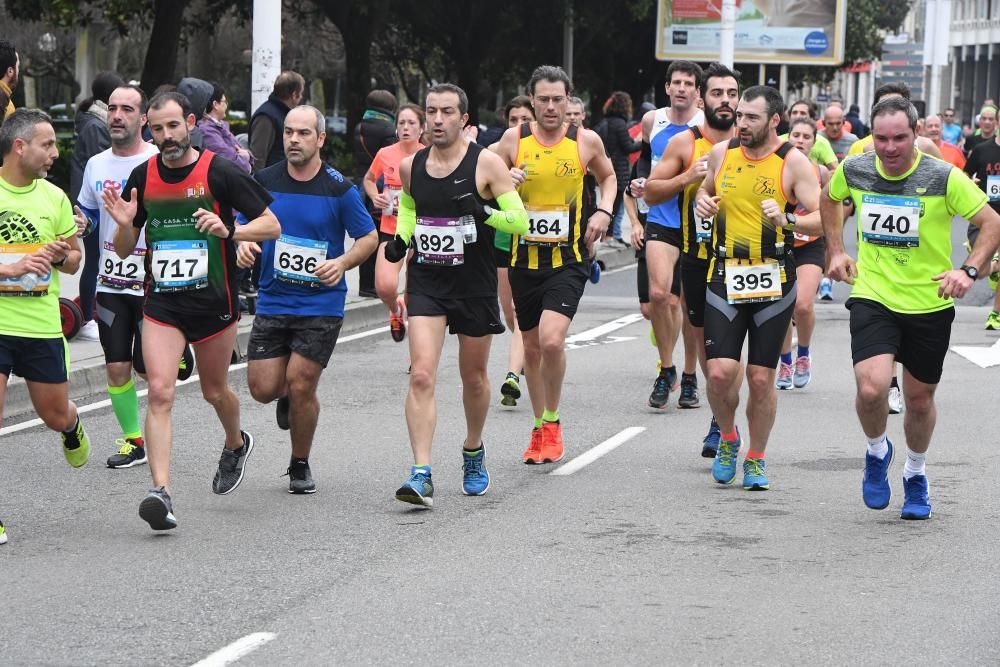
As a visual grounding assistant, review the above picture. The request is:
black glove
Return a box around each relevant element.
[384,236,409,263]
[453,193,489,225]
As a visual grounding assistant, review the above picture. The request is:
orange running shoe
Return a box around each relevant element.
[540,421,564,463]
[389,297,406,342]
[522,427,544,464]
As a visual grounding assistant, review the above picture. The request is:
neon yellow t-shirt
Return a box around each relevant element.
[780,132,837,165]
[828,151,987,314]
[0,176,77,337]
[847,135,873,156]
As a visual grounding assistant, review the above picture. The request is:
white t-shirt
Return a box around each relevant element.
[77,143,159,295]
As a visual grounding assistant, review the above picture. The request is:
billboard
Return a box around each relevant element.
[656,0,847,66]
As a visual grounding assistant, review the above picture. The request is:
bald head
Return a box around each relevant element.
[924,114,942,143]
[283,104,326,167]
[823,105,845,138]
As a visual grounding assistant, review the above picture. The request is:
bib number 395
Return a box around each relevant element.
[724,258,782,304]
[151,240,208,293]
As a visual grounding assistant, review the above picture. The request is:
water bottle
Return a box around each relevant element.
[383,188,395,216]
[19,272,39,291]
[459,214,477,244]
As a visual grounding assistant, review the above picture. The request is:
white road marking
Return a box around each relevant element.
[190,632,276,667]
[564,313,644,345]
[550,427,646,476]
[0,325,390,437]
[951,339,1000,368]
[600,262,637,275]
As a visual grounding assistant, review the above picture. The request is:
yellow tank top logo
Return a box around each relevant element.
[555,159,579,177]
[752,176,777,196]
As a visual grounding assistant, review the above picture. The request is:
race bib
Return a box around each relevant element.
[99,245,145,292]
[987,175,1000,201]
[724,258,782,304]
[414,217,464,266]
[523,207,570,244]
[0,244,51,297]
[150,240,208,293]
[860,194,920,248]
[274,234,328,287]
[695,216,714,244]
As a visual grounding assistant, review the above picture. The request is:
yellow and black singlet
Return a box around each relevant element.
[709,138,796,281]
[681,126,714,261]
[510,123,586,270]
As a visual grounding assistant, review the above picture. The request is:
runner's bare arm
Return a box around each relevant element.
[644,131,697,205]
[228,207,279,242]
[363,164,390,210]
[582,129,617,245]
[104,187,141,259]
[694,140,726,219]
[820,180,856,283]
[784,150,823,236]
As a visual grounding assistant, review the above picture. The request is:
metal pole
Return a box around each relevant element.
[720,0,736,68]
[563,2,574,82]
[251,0,281,114]
[779,64,788,99]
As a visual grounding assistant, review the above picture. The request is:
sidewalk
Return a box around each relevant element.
[2,242,638,419]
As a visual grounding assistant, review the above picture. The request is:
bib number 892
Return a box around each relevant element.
[417,234,455,253]
[731,272,773,291]
[278,252,317,273]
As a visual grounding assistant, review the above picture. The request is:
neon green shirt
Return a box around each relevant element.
[828,151,987,314]
[0,176,77,337]
[780,132,837,165]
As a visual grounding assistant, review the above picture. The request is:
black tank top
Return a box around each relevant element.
[408,141,497,298]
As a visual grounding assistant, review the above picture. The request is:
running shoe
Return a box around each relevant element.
[522,428,544,464]
[395,468,433,507]
[139,486,177,531]
[107,437,147,468]
[986,311,1000,331]
[540,421,565,463]
[776,361,794,389]
[678,373,700,408]
[285,459,316,494]
[712,430,741,484]
[239,278,258,297]
[212,430,255,495]
[389,303,406,343]
[462,445,490,496]
[742,458,769,490]
[0,519,7,545]
[819,277,833,301]
[589,260,601,284]
[900,474,932,520]
[888,385,903,415]
[177,345,194,381]
[77,320,100,341]
[793,355,811,388]
[862,438,893,510]
[276,396,290,431]
[62,419,91,468]
[649,373,671,408]
[701,417,721,458]
[990,270,999,292]
[500,372,521,407]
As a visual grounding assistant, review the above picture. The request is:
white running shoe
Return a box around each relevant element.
[76,320,100,341]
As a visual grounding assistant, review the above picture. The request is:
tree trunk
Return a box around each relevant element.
[140,0,190,92]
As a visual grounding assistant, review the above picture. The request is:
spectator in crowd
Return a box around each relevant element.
[250,70,305,169]
[70,70,125,341]
[941,107,963,146]
[599,91,642,246]
[925,114,967,168]
[352,89,398,298]
[845,103,868,139]
[177,77,213,150]
[198,81,252,172]
[965,104,997,157]
[822,104,858,160]
[0,40,17,123]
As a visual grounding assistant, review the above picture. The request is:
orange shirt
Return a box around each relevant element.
[938,141,966,169]
[369,143,412,235]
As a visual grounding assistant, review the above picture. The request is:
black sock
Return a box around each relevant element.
[890,377,899,388]
[62,417,80,449]
[660,365,676,378]
[290,456,308,466]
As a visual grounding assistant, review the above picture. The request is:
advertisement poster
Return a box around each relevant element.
[656,0,846,65]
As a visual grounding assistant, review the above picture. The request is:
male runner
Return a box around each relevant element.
[963,104,996,157]
[824,95,1000,519]
[644,62,740,455]
[103,92,280,531]
[694,86,821,490]
[76,85,160,468]
[0,109,91,545]
[784,99,838,170]
[239,105,377,493]
[821,105,858,161]
[631,61,705,408]
[384,83,528,506]
[495,65,616,464]
[924,115,967,169]
[964,113,1000,329]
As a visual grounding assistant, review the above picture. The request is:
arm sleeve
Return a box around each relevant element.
[827,163,849,202]
[124,166,149,229]
[485,190,529,235]
[396,190,416,244]
[946,168,989,219]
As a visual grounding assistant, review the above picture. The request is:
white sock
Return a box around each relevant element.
[903,449,926,480]
[866,433,889,460]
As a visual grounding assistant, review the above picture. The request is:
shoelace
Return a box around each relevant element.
[117,441,137,455]
[745,458,765,477]
[463,455,483,475]
[703,423,720,445]
[717,440,737,466]
[408,472,430,490]
[653,375,670,395]
[795,357,810,374]
[680,379,696,401]
[779,363,793,381]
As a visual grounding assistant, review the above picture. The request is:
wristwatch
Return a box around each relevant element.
[784,212,797,228]
[960,264,979,280]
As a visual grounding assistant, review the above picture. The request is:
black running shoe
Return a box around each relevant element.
[177,345,194,381]
[285,459,316,494]
[276,396,290,431]
[107,437,147,468]
[212,431,255,495]
[678,373,700,409]
[649,373,671,409]
[139,486,177,531]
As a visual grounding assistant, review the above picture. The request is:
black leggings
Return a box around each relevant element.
[79,227,100,321]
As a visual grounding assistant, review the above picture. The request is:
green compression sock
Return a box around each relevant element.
[108,379,142,440]
[542,409,560,423]
[533,417,543,429]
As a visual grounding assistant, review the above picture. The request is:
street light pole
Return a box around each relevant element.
[251,0,281,114]
[720,0,736,68]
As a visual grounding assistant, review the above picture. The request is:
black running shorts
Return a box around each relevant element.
[96,292,145,373]
[247,314,343,368]
[144,298,240,344]
[509,262,589,332]
[703,280,796,368]
[680,256,711,328]
[407,293,505,338]
[792,239,826,269]
[0,334,69,383]
[846,298,954,385]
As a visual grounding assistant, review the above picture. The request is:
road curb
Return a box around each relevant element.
[2,246,637,421]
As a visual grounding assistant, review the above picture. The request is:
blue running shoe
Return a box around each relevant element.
[901,475,932,520]
[395,467,433,507]
[742,457,769,490]
[862,439,893,510]
[462,445,490,496]
[701,417,720,458]
[712,431,741,484]
[589,260,601,284]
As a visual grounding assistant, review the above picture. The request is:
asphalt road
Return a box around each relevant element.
[4,250,1000,665]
